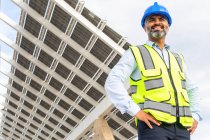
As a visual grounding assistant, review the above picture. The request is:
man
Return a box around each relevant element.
[105,2,202,140]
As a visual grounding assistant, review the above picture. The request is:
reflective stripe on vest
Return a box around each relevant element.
[129,85,137,95]
[181,80,186,89]
[138,101,192,117]
[138,45,155,69]
[130,78,164,93]
[171,53,187,90]
[130,78,186,94]
[172,52,183,72]
[144,78,164,90]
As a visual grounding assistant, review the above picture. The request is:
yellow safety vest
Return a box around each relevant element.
[130,44,193,127]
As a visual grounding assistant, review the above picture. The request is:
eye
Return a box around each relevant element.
[160,17,167,21]
[148,18,155,22]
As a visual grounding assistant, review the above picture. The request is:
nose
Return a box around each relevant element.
[154,19,161,25]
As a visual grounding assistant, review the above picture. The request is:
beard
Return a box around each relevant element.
[146,25,168,39]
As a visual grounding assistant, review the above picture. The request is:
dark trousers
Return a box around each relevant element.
[138,120,190,140]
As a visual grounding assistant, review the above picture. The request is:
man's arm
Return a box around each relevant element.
[185,68,203,134]
[105,49,140,116]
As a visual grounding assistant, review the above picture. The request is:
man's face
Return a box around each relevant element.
[144,15,169,39]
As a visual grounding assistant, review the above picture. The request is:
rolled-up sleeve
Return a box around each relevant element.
[105,49,140,116]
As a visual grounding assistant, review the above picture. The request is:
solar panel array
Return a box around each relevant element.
[0,0,137,139]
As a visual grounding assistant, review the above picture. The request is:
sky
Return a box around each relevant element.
[0,0,210,140]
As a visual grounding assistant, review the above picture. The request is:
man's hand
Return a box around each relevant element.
[135,110,160,129]
[187,119,198,134]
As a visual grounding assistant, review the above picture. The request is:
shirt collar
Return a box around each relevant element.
[146,40,170,49]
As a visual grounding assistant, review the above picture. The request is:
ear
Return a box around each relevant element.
[143,26,146,32]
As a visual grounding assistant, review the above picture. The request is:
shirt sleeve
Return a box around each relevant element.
[185,68,203,122]
[104,49,141,116]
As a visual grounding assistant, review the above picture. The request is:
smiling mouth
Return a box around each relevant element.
[151,25,164,31]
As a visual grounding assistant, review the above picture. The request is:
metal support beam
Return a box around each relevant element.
[66,97,113,140]
[93,118,115,140]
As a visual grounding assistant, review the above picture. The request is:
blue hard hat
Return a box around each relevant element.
[141,2,172,28]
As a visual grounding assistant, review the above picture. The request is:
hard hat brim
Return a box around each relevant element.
[141,11,172,28]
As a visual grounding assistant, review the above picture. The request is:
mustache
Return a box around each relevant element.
[151,24,164,30]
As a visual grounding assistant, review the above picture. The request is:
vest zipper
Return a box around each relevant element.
[167,68,179,120]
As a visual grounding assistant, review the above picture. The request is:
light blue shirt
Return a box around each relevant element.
[105,41,202,122]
